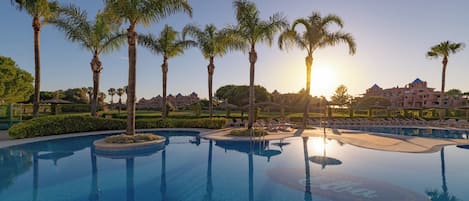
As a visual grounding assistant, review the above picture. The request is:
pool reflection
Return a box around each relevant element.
[1,131,469,201]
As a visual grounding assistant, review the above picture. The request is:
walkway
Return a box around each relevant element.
[0,130,10,141]
[202,127,469,153]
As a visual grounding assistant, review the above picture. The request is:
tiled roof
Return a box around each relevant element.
[412,78,423,84]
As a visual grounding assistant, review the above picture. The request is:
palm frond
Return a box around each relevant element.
[427,41,465,58]
[99,31,126,54]
[321,14,344,28]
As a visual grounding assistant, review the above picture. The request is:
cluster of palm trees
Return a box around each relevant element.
[11,0,358,135]
[107,87,126,105]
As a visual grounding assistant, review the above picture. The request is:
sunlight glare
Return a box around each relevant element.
[310,65,339,97]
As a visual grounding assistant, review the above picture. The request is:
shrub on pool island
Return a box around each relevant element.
[8,115,227,139]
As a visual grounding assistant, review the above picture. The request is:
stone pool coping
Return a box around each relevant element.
[93,137,166,151]
[0,128,213,149]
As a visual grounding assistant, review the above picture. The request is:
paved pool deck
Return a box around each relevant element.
[1,127,468,153]
[202,127,469,153]
[0,130,10,141]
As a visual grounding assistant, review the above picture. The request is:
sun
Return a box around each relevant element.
[310,65,338,97]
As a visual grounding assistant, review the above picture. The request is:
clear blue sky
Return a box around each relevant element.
[1,0,469,101]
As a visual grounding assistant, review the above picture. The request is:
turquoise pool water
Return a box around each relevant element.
[1,130,468,201]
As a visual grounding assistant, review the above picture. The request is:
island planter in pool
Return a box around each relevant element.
[93,134,166,158]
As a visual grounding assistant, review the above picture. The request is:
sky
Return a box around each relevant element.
[1,0,469,102]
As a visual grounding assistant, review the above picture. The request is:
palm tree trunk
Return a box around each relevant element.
[32,16,41,117]
[248,45,257,129]
[440,57,448,120]
[162,55,169,119]
[304,54,313,128]
[208,57,215,119]
[90,53,102,117]
[126,26,138,135]
[118,96,122,114]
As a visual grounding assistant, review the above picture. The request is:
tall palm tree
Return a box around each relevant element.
[139,25,195,119]
[108,88,116,104]
[229,0,288,129]
[11,0,59,117]
[87,87,94,104]
[104,0,192,135]
[278,12,356,128]
[426,41,464,119]
[51,5,124,117]
[182,24,243,119]
[117,87,125,114]
[98,92,106,108]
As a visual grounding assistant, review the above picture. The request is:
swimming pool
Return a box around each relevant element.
[0,130,468,201]
[337,126,469,140]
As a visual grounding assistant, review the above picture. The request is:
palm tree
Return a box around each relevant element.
[11,0,59,117]
[426,41,464,119]
[104,0,192,135]
[87,87,94,104]
[229,0,288,129]
[108,88,116,104]
[182,24,243,119]
[139,25,195,119]
[278,12,356,128]
[117,87,125,114]
[51,5,124,117]
[98,92,106,107]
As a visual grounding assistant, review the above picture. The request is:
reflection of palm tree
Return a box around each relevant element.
[426,147,460,201]
[302,137,312,201]
[203,140,213,201]
[248,150,254,201]
[33,152,38,201]
[160,150,167,201]
[89,147,99,201]
[126,158,135,201]
[440,148,447,194]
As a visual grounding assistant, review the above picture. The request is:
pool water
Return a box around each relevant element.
[1,130,468,201]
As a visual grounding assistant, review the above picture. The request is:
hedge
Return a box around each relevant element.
[8,115,227,139]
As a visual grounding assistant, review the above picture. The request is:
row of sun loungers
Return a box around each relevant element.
[227,118,294,132]
[308,118,469,129]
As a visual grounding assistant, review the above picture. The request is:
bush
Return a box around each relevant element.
[8,115,227,139]
[104,133,164,144]
[60,104,91,113]
[229,128,268,137]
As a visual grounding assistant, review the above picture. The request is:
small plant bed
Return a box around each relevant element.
[229,129,268,137]
[94,133,166,154]
[104,133,164,144]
